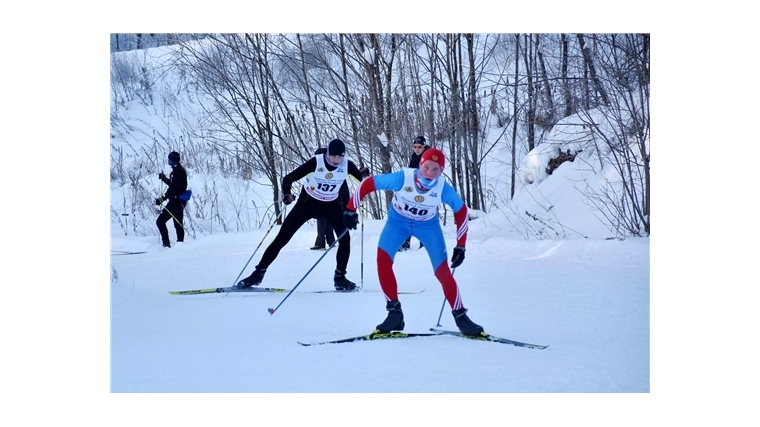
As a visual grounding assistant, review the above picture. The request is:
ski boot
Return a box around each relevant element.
[237,268,266,289]
[333,269,356,291]
[375,300,405,333]
[452,307,484,336]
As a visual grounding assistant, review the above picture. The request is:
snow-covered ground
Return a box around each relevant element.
[111,218,649,394]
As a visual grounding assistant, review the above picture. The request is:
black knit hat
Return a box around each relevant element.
[413,135,426,145]
[328,139,346,156]
[168,151,180,165]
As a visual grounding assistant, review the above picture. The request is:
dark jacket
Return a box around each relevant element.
[161,164,188,200]
[408,145,430,169]
[282,149,363,205]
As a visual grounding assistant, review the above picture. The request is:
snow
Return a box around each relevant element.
[110,224,649,394]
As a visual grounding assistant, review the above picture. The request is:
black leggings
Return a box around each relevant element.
[156,199,186,245]
[315,217,336,247]
[256,196,351,272]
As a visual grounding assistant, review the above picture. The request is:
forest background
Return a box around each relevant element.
[109,32,650,238]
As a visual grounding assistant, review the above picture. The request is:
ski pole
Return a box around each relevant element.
[435,267,456,327]
[360,204,365,291]
[231,206,284,288]
[268,228,349,315]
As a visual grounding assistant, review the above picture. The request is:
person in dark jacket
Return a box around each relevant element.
[399,135,430,251]
[155,151,188,248]
[237,139,370,291]
[408,135,430,169]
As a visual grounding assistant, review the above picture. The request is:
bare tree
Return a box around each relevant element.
[560,33,574,117]
[534,34,556,127]
[173,34,291,221]
[464,33,483,210]
[578,34,649,236]
[295,34,322,146]
[510,34,521,199]
[576,33,610,107]
[347,34,398,208]
[113,33,651,238]
[521,34,536,152]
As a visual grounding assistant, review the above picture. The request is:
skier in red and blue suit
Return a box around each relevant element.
[343,148,485,336]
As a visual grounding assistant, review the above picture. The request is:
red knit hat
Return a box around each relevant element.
[420,148,445,169]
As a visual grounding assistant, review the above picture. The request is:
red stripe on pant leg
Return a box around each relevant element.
[377,249,398,301]
[434,262,463,311]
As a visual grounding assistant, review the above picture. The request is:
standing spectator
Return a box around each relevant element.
[155,151,188,248]
[237,139,369,291]
[343,148,484,336]
[399,135,430,252]
[311,217,336,251]
[311,181,349,250]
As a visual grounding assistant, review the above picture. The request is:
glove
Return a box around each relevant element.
[282,193,295,205]
[343,210,358,230]
[155,197,164,206]
[359,166,370,179]
[158,171,167,181]
[450,246,466,269]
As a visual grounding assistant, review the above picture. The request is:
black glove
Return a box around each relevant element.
[158,171,167,181]
[282,193,295,205]
[343,210,358,230]
[359,166,370,179]
[155,197,164,206]
[450,246,466,269]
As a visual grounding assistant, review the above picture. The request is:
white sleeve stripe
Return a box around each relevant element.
[456,216,468,240]
[351,186,362,209]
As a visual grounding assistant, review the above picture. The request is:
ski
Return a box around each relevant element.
[169,287,425,296]
[307,288,425,294]
[429,328,548,350]
[111,250,147,255]
[298,331,438,346]
[168,286,288,295]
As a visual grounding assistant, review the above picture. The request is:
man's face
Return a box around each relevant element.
[413,144,425,154]
[419,159,442,180]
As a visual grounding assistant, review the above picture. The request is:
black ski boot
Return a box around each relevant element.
[375,300,404,333]
[452,307,484,336]
[333,269,356,291]
[237,268,266,289]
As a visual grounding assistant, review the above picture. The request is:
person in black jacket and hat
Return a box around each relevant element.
[155,151,188,248]
[408,135,430,169]
[399,136,429,252]
[237,139,369,291]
